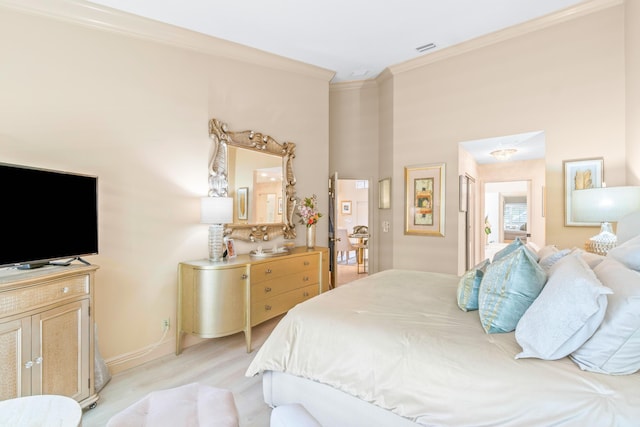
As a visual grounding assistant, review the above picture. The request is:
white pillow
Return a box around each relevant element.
[515,253,611,360]
[607,233,640,271]
[570,259,640,375]
[538,248,570,272]
[536,245,559,260]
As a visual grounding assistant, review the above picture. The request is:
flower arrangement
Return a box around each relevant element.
[484,215,492,235]
[296,194,323,228]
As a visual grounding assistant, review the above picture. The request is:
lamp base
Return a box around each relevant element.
[584,222,617,255]
[208,224,226,262]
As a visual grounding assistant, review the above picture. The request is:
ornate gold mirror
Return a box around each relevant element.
[208,118,297,242]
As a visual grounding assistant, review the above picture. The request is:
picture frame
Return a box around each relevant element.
[237,187,248,220]
[341,200,352,215]
[225,238,236,258]
[563,158,604,226]
[405,163,445,236]
[378,178,391,209]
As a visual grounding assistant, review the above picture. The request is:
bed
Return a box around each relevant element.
[246,237,640,426]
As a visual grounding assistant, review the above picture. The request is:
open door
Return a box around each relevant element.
[328,172,338,289]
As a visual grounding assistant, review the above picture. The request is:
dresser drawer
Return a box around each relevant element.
[250,284,319,326]
[251,270,317,302]
[251,254,319,284]
[0,275,90,319]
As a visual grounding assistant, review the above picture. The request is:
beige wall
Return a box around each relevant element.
[627,0,640,184]
[0,1,330,372]
[384,3,626,273]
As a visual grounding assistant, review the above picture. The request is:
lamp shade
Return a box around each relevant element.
[200,197,233,224]
[572,186,640,223]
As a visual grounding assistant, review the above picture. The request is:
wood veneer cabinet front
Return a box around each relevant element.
[0,265,98,409]
[177,247,328,354]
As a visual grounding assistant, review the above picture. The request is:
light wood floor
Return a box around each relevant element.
[82,316,282,427]
[82,264,367,426]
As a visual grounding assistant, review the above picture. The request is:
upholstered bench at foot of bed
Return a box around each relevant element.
[106,383,239,427]
[270,403,322,427]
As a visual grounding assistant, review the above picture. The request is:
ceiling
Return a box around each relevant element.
[85,0,586,83]
[459,131,545,165]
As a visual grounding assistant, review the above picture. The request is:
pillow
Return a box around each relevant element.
[578,249,606,269]
[538,248,571,272]
[526,241,541,254]
[536,245,559,260]
[607,234,640,271]
[493,238,538,262]
[478,247,547,334]
[570,259,640,375]
[456,259,490,312]
[515,253,611,360]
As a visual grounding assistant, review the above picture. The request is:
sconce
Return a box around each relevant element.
[201,197,233,261]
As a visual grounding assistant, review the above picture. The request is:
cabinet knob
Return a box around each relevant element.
[265,287,272,293]
[266,268,272,274]
[265,305,272,311]
[303,276,309,282]
[303,291,309,297]
[25,361,33,369]
[241,274,248,280]
[35,356,43,364]
[304,261,310,266]
[62,287,69,293]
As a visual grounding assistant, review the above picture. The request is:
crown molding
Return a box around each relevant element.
[330,79,378,92]
[388,0,623,76]
[0,0,335,82]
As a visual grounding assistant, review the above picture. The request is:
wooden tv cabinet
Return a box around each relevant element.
[0,264,99,409]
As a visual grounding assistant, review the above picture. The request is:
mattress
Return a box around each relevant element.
[246,269,640,426]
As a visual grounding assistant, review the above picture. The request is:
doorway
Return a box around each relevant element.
[484,180,531,260]
[331,177,370,286]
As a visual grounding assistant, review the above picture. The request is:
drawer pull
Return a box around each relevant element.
[303,276,310,282]
[241,274,248,280]
[265,305,272,311]
[303,291,309,297]
[35,356,43,365]
[265,269,272,274]
[265,287,272,293]
[304,261,310,266]
[25,361,33,369]
[62,287,69,294]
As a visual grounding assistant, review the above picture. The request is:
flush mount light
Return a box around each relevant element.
[416,43,436,53]
[489,148,518,161]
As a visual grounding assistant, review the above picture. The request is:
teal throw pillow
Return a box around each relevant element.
[492,237,539,262]
[479,246,547,333]
[456,259,490,312]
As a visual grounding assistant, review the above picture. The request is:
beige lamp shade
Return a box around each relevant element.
[200,197,233,224]
[572,187,640,223]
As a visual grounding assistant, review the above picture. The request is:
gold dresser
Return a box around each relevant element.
[0,265,98,409]
[177,247,329,354]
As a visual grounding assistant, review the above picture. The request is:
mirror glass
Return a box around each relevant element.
[228,146,284,225]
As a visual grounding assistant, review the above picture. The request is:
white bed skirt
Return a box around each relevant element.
[263,370,418,427]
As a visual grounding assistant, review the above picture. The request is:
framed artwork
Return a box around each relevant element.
[405,163,445,236]
[341,200,352,215]
[225,238,236,258]
[563,158,604,226]
[378,178,391,209]
[237,187,248,220]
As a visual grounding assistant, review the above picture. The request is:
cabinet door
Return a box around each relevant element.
[31,300,90,402]
[0,318,31,400]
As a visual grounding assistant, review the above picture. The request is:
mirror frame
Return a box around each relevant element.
[208,118,297,242]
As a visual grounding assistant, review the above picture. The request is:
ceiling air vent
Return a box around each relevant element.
[416,43,436,53]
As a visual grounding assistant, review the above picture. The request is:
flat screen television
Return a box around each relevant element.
[0,162,98,269]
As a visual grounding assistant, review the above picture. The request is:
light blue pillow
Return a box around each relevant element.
[479,246,547,334]
[456,259,490,312]
[492,237,539,262]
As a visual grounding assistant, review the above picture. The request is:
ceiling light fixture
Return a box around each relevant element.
[490,148,517,161]
[416,43,436,53]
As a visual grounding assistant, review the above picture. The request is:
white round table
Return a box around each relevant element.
[0,395,82,427]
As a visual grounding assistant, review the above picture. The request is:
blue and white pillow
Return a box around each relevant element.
[456,259,490,312]
[479,246,547,334]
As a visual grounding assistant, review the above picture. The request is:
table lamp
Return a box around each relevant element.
[201,196,233,261]
[572,186,640,254]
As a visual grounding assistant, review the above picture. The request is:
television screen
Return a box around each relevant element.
[0,163,98,268]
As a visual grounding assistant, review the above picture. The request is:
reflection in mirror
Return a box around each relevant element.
[208,118,296,242]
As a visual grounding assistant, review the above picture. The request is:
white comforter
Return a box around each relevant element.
[246,269,640,426]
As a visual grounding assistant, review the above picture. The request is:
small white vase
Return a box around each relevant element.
[306,224,316,249]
